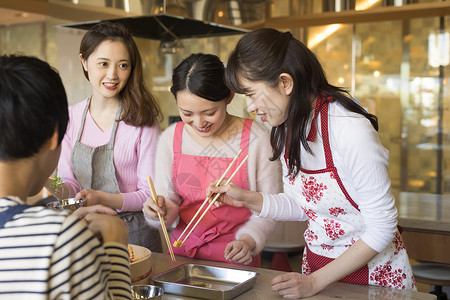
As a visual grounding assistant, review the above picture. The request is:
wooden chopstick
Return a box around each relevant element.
[146,176,176,261]
[179,155,249,246]
[174,149,243,246]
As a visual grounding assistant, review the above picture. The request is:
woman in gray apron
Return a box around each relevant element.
[51,22,163,252]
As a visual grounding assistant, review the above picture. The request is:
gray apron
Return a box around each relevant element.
[71,98,162,252]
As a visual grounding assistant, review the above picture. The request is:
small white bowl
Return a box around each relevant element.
[131,285,164,299]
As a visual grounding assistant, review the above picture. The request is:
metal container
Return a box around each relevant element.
[151,264,259,300]
[131,285,164,300]
[46,197,86,212]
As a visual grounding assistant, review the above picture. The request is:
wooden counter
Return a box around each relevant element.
[397,192,450,264]
[398,192,450,233]
[149,252,436,300]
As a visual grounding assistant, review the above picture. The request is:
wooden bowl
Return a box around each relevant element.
[129,244,152,284]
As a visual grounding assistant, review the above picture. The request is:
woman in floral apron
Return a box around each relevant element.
[208,28,416,298]
[143,53,281,266]
[49,22,163,251]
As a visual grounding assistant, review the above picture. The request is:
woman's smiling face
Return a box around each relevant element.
[80,40,131,101]
[176,90,229,138]
[239,75,292,127]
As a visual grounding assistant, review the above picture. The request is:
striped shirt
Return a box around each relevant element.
[0,196,131,299]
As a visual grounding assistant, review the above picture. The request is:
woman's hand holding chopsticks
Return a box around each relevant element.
[206,180,265,213]
[143,195,167,221]
[145,176,176,261]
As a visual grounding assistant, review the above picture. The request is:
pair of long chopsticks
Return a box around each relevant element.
[173,150,248,248]
[146,176,176,261]
[173,149,242,246]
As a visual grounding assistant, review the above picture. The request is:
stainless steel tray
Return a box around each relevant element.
[151,263,260,300]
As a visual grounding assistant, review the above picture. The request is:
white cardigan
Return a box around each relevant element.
[260,101,398,253]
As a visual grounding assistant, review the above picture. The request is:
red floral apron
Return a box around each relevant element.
[285,94,415,290]
[171,120,261,267]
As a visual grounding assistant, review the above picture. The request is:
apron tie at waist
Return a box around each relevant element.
[307,93,334,142]
[182,227,220,256]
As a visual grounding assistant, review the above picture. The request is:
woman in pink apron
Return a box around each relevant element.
[49,22,163,251]
[208,28,416,298]
[143,53,281,266]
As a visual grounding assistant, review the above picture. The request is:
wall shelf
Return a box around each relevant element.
[240,1,450,29]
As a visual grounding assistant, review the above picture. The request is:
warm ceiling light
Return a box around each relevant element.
[308,0,381,49]
[404,34,413,43]
[218,11,224,18]
[355,0,381,11]
[428,31,450,67]
[308,24,342,48]
[374,70,380,77]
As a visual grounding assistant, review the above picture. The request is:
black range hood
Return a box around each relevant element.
[63,14,248,41]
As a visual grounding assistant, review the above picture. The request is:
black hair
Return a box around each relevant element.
[225,28,378,177]
[0,55,68,161]
[170,53,231,102]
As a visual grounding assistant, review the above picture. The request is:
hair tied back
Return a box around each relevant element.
[283,31,293,40]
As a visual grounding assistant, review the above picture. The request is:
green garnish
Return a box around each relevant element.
[193,283,207,287]
[49,176,64,193]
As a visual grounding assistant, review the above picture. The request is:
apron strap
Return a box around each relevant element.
[173,122,184,155]
[75,97,91,143]
[307,93,335,169]
[75,97,122,147]
[0,204,29,229]
[306,93,334,143]
[107,101,122,148]
[311,94,361,211]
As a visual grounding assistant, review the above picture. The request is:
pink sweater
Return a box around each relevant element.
[57,98,160,211]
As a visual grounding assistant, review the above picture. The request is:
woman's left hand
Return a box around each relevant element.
[75,189,104,206]
[271,272,320,299]
[224,240,253,265]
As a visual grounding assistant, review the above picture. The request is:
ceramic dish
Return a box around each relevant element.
[129,244,152,284]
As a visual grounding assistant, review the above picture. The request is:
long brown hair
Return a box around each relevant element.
[225,28,378,177]
[79,22,162,127]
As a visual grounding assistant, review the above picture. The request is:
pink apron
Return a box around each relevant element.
[285,93,415,290]
[171,119,260,267]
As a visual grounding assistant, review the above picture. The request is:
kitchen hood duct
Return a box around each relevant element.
[62,0,249,51]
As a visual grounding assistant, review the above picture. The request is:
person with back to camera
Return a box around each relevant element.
[46,22,163,251]
[207,28,416,298]
[0,54,131,299]
[142,53,282,266]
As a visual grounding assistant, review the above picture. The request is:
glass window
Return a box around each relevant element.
[354,20,403,195]
[308,15,449,196]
